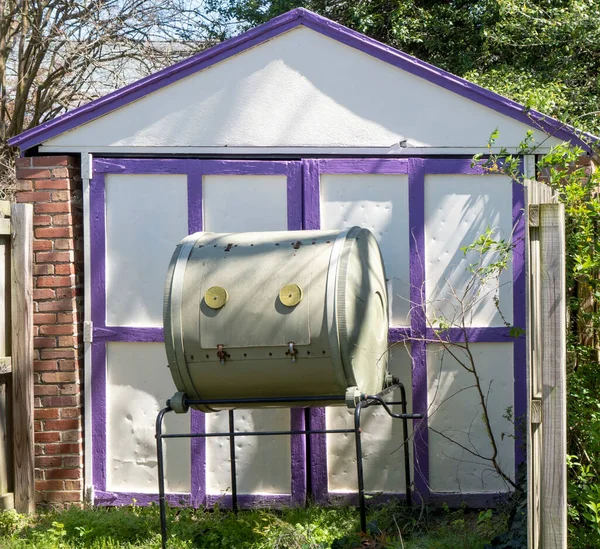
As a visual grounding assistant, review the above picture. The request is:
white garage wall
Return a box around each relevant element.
[106,342,190,493]
[105,173,188,327]
[320,173,410,326]
[427,342,515,493]
[424,174,513,328]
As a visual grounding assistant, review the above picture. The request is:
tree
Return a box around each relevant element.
[0,0,225,197]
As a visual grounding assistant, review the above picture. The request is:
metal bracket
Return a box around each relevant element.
[83,321,93,343]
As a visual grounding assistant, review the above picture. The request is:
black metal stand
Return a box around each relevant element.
[155,383,422,549]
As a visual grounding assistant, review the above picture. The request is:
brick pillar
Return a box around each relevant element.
[15,156,84,506]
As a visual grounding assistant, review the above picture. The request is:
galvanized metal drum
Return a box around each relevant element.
[163,227,389,412]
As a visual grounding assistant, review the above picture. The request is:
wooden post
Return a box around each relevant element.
[10,203,34,514]
[539,203,567,549]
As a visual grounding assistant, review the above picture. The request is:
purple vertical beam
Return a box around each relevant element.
[91,342,107,491]
[289,160,307,505]
[512,178,527,469]
[408,158,429,502]
[187,159,206,507]
[302,159,328,503]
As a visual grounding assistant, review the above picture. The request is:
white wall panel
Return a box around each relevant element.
[203,175,287,232]
[106,342,190,493]
[424,174,513,327]
[44,27,562,152]
[327,345,412,493]
[105,174,188,326]
[427,342,514,493]
[203,174,291,495]
[320,174,410,325]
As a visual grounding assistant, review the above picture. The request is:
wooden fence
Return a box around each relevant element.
[0,201,34,513]
[526,179,567,549]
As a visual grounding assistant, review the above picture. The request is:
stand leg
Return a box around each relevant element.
[229,410,238,513]
[354,401,367,534]
[156,407,173,549]
[400,384,412,507]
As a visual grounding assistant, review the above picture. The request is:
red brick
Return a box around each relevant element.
[56,288,78,299]
[51,167,70,178]
[16,157,32,168]
[35,432,61,443]
[34,385,59,396]
[34,179,69,190]
[61,408,82,419]
[36,480,65,491]
[35,227,72,239]
[40,395,78,407]
[38,299,75,313]
[35,202,70,214]
[64,480,83,491]
[34,314,57,325]
[33,240,53,252]
[57,313,75,323]
[40,325,74,336]
[33,289,55,300]
[36,251,73,263]
[60,384,79,395]
[63,457,82,467]
[41,372,76,383]
[16,181,33,192]
[42,491,81,502]
[18,169,51,179]
[34,360,58,372]
[45,442,81,455]
[58,336,77,347]
[34,215,52,226]
[46,468,80,480]
[60,430,82,442]
[58,360,78,371]
[32,157,70,168]
[17,191,52,203]
[55,264,75,275]
[34,408,60,419]
[55,239,74,250]
[44,419,79,431]
[34,337,57,348]
[35,456,63,468]
[37,276,73,288]
[52,214,73,225]
[34,264,54,275]
[40,348,76,359]
[51,191,70,202]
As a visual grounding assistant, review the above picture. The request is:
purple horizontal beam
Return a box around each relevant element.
[202,159,294,175]
[318,158,409,174]
[93,158,190,175]
[423,327,518,343]
[420,159,485,175]
[94,491,191,506]
[388,327,411,342]
[93,326,164,342]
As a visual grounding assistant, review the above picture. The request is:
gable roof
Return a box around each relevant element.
[9,7,591,152]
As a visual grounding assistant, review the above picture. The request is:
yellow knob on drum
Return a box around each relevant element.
[205,286,228,309]
[280,284,303,307]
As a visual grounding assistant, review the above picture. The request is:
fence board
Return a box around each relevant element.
[539,203,567,549]
[10,203,34,514]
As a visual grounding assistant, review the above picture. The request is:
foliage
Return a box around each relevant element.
[0,503,506,549]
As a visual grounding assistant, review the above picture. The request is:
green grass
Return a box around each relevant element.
[0,501,507,549]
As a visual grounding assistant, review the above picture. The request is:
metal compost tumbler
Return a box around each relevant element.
[155,227,422,548]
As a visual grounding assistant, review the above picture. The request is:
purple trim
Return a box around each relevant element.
[290,409,306,506]
[287,162,303,231]
[421,158,485,175]
[90,172,106,327]
[94,491,191,506]
[408,158,429,501]
[187,160,203,232]
[10,9,592,153]
[388,327,412,342]
[94,327,163,342]
[512,179,527,468]
[190,411,206,507]
[424,327,519,343]
[203,160,292,175]
[91,342,107,492]
[206,493,292,508]
[302,159,320,231]
[318,158,409,174]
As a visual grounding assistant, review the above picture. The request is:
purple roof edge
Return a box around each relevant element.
[9,7,595,152]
